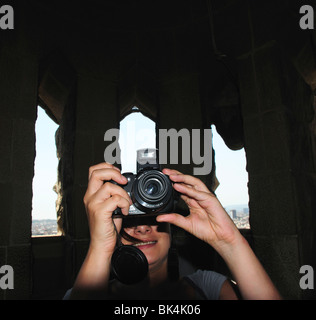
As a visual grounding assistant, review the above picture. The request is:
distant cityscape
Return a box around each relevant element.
[32,219,59,236]
[224,204,250,229]
[32,205,250,236]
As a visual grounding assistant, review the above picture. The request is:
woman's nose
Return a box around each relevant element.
[134,225,152,235]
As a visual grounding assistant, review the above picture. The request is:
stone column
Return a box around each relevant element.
[0,1,39,299]
[69,75,118,277]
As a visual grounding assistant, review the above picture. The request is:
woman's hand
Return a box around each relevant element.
[157,169,281,299]
[71,163,132,299]
[83,162,132,254]
[156,168,242,254]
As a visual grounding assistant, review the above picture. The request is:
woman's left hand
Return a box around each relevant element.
[157,169,281,300]
[156,168,242,254]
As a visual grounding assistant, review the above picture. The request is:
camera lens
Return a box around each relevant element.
[144,179,161,197]
[139,175,167,202]
[132,170,173,213]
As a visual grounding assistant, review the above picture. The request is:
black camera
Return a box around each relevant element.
[113,148,177,216]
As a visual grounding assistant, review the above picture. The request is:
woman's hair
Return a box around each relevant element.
[167,235,179,281]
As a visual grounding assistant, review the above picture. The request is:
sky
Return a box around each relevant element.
[32,107,249,220]
[118,110,156,173]
[211,125,249,207]
[119,111,249,207]
[32,107,59,220]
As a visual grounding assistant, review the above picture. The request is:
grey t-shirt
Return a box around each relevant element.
[64,269,227,300]
[184,269,227,300]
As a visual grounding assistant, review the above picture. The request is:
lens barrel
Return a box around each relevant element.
[132,170,173,213]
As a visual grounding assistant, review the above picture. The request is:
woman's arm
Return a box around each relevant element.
[69,246,113,299]
[69,163,131,299]
[157,169,281,300]
[216,232,281,299]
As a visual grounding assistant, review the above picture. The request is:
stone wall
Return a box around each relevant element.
[211,0,316,299]
[0,0,315,299]
[0,1,38,299]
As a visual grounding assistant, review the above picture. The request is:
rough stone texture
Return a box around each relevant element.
[0,1,38,299]
[231,1,316,298]
[0,0,315,299]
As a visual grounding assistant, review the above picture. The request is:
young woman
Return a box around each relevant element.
[69,162,281,300]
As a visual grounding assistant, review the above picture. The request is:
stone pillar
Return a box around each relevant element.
[0,2,39,299]
[159,73,212,185]
[69,75,118,277]
[238,42,315,300]
[211,0,316,299]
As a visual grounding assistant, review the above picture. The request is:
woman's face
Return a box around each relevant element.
[121,222,171,273]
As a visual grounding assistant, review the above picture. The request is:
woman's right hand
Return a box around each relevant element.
[83,162,132,255]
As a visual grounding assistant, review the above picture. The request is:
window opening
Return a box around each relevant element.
[211,125,250,229]
[119,107,156,173]
[32,107,59,236]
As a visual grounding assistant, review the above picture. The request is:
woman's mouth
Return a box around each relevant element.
[133,241,157,248]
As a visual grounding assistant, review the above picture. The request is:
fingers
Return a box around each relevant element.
[156,213,191,233]
[162,168,182,175]
[87,194,129,250]
[86,163,128,198]
[180,194,200,209]
[176,183,224,225]
[88,194,131,219]
[84,163,132,218]
[85,182,132,208]
[88,162,120,180]
[101,194,131,216]
[162,168,210,193]
[173,183,204,200]
[163,168,217,212]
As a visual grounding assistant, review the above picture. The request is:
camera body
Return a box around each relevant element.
[113,148,177,216]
